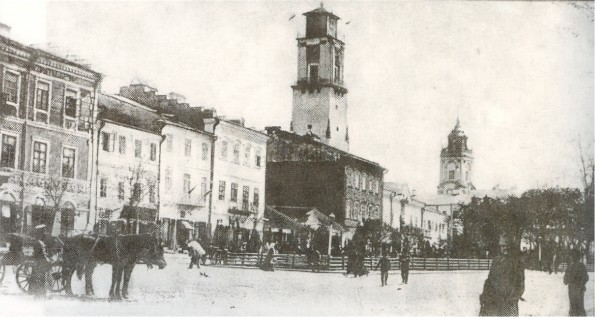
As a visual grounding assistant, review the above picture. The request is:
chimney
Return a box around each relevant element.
[0,22,11,38]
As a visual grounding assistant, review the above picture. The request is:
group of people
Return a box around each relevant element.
[479,234,590,316]
[372,252,411,286]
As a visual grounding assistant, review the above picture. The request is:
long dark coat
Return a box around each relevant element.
[564,261,589,316]
[479,254,525,316]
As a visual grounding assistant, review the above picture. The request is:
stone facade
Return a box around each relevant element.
[0,34,101,240]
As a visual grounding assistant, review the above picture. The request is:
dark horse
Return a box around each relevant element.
[62,233,166,300]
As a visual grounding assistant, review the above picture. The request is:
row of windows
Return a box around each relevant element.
[2,70,91,131]
[99,178,156,204]
[408,215,447,234]
[0,133,76,178]
[217,181,259,211]
[345,200,380,221]
[219,140,262,168]
[101,132,158,161]
[164,134,210,160]
[346,169,380,194]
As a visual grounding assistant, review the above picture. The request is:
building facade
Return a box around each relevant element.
[0,34,102,241]
[266,128,384,233]
[438,118,475,195]
[291,4,349,152]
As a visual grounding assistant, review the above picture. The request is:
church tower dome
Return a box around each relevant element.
[438,118,475,195]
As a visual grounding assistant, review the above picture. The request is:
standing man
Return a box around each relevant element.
[564,249,589,316]
[375,253,391,286]
[479,234,525,316]
[30,224,52,298]
[400,251,411,284]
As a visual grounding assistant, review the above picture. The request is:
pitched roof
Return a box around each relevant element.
[98,94,164,134]
[269,206,345,232]
[303,5,340,20]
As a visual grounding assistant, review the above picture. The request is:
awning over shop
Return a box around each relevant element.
[264,206,304,231]
[228,208,252,216]
[180,220,194,230]
[119,205,157,222]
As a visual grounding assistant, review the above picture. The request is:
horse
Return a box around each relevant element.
[62,233,166,300]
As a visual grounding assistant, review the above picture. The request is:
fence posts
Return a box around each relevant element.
[423,257,427,270]
[447,257,450,270]
[341,255,345,270]
[291,253,295,269]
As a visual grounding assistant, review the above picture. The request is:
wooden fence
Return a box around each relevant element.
[214,253,493,271]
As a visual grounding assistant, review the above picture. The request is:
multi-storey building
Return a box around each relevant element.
[117,83,267,239]
[0,33,102,241]
[94,94,162,235]
[266,127,384,237]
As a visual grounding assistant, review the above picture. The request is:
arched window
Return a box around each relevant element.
[232,142,240,164]
[354,172,360,190]
[362,174,367,191]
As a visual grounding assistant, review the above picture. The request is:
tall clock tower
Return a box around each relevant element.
[290,4,349,151]
[438,118,475,195]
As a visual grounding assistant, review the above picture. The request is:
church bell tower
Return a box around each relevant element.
[438,118,475,195]
[290,4,349,151]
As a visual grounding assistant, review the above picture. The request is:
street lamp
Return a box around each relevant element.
[328,213,335,256]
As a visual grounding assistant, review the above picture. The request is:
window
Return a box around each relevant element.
[32,141,48,173]
[2,71,18,105]
[230,183,238,202]
[149,184,156,204]
[220,141,228,160]
[308,64,319,83]
[202,143,209,161]
[135,140,142,158]
[242,186,249,211]
[64,89,78,130]
[0,134,17,168]
[428,221,431,230]
[361,174,367,191]
[118,136,127,155]
[244,145,251,166]
[253,188,259,208]
[255,149,262,167]
[132,183,142,202]
[34,81,50,123]
[150,143,157,161]
[306,45,320,63]
[232,143,240,164]
[62,148,76,178]
[183,174,191,199]
[201,177,207,200]
[184,139,192,157]
[448,170,455,180]
[165,168,172,192]
[102,132,115,152]
[218,181,226,200]
[346,199,351,219]
[354,172,360,189]
[334,48,342,83]
[165,134,173,152]
[100,178,107,198]
[354,202,360,221]
[118,182,125,200]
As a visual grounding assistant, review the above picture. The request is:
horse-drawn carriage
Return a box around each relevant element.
[0,233,65,293]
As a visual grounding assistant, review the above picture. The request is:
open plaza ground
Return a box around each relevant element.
[0,253,592,316]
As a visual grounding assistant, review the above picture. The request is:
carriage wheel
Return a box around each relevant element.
[16,263,32,293]
[0,264,5,284]
[48,262,64,293]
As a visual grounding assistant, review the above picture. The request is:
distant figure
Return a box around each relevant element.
[375,253,391,286]
[479,235,525,316]
[311,250,321,273]
[564,250,589,316]
[29,224,51,298]
[400,252,411,284]
[261,248,275,272]
[187,239,205,269]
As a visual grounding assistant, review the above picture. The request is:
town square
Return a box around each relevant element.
[0,1,592,316]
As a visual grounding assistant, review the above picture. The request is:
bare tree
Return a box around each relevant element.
[41,168,73,237]
[578,139,594,259]
[125,161,157,234]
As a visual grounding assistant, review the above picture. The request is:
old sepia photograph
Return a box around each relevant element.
[0,0,592,316]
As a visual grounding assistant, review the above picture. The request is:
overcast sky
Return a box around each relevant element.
[0,1,593,195]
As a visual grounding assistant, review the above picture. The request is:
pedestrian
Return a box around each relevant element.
[187,239,205,270]
[400,252,411,284]
[564,249,589,316]
[311,249,321,273]
[29,224,51,298]
[479,234,525,316]
[261,248,275,272]
[375,253,391,286]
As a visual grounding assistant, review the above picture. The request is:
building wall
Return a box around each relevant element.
[95,122,160,221]
[210,121,267,231]
[159,124,212,224]
[0,39,101,238]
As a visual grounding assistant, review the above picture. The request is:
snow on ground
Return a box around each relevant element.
[0,253,592,316]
